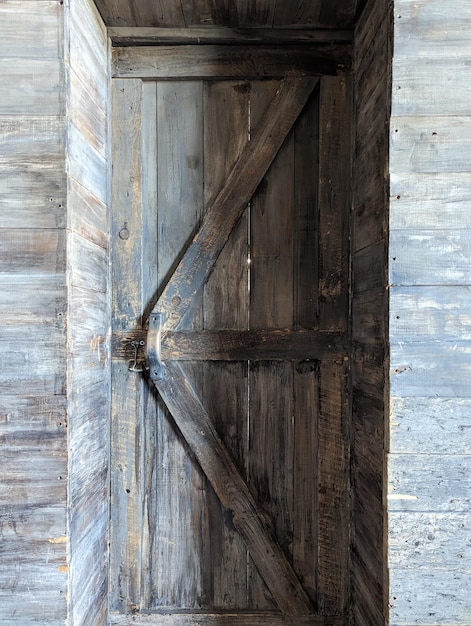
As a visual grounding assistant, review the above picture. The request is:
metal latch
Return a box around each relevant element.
[147,312,164,381]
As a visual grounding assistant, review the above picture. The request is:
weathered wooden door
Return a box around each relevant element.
[110,49,350,625]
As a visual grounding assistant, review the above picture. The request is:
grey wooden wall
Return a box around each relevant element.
[351,0,391,624]
[0,0,110,623]
[66,0,110,623]
[0,2,68,622]
[389,1,471,622]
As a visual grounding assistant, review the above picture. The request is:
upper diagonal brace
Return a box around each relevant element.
[155,362,313,616]
[152,76,319,331]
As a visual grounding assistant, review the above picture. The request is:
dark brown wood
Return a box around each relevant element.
[110,613,345,625]
[109,26,353,46]
[112,45,351,79]
[155,361,314,617]
[202,79,250,608]
[114,329,348,362]
[153,76,318,331]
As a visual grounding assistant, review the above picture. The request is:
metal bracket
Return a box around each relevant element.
[147,312,165,381]
[128,339,145,372]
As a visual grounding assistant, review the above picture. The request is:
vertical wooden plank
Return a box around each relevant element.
[148,80,207,609]
[202,79,250,609]
[317,361,349,615]
[318,76,350,332]
[317,76,351,616]
[110,78,144,613]
[292,86,321,607]
[248,79,295,611]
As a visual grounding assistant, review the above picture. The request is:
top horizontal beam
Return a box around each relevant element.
[112,44,351,78]
[108,26,353,46]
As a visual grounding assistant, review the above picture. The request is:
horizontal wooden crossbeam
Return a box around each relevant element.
[112,45,351,79]
[113,329,348,362]
[109,26,353,46]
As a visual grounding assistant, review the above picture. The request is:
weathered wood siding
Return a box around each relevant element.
[389,1,471,623]
[0,2,67,623]
[352,0,391,624]
[66,0,110,624]
[0,0,110,623]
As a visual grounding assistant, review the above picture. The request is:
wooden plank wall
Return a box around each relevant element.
[351,0,391,624]
[0,2,68,623]
[65,0,110,624]
[389,1,471,623]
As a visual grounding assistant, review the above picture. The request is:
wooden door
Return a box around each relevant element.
[110,53,351,625]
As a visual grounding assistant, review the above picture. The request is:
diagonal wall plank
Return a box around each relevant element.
[153,76,319,331]
[155,362,313,616]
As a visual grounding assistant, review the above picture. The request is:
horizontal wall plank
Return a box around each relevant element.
[0,1,62,59]
[112,45,351,78]
[0,116,65,164]
[391,397,471,455]
[389,512,471,568]
[0,58,64,115]
[390,286,471,342]
[392,58,471,116]
[393,0,471,57]
[390,116,471,174]
[0,229,66,274]
[109,26,353,45]
[391,341,471,398]
[0,275,65,324]
[389,567,471,624]
[0,162,66,228]
[390,230,471,286]
[388,454,471,512]
[0,325,66,395]
[390,172,471,230]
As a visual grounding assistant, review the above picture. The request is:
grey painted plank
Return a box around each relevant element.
[0,325,65,395]
[393,0,471,57]
[0,116,65,164]
[112,46,351,79]
[389,512,471,569]
[391,341,471,398]
[68,232,108,292]
[391,397,471,455]
[390,230,471,286]
[0,1,62,59]
[390,286,471,342]
[389,567,471,624]
[69,68,107,157]
[390,116,471,174]
[0,58,64,115]
[0,275,65,324]
[390,172,471,230]
[68,122,108,204]
[0,162,66,229]
[392,58,471,116]
[68,178,108,249]
[388,454,471,512]
[0,229,66,275]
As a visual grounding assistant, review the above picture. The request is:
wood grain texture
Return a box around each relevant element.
[155,77,318,331]
[66,0,110,623]
[155,362,314,617]
[109,26,353,45]
[112,45,351,79]
[202,79,250,609]
[351,0,391,624]
[0,1,62,59]
[110,613,345,625]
